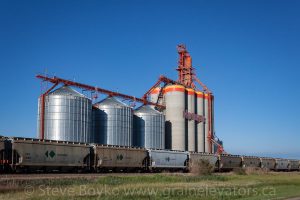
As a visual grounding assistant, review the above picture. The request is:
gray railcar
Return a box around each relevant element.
[147,149,188,170]
[10,137,91,172]
[242,156,261,168]
[260,158,276,170]
[289,160,300,171]
[93,145,147,171]
[219,154,242,171]
[275,159,290,171]
[189,152,218,170]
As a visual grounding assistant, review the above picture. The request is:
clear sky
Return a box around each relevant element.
[0,0,299,158]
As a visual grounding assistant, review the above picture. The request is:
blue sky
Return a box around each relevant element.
[0,0,299,158]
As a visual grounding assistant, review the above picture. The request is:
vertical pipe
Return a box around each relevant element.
[39,94,46,140]
[38,82,59,140]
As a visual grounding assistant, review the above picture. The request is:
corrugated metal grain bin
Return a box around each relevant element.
[242,156,261,168]
[261,158,276,170]
[147,149,188,169]
[189,152,218,170]
[38,86,92,143]
[289,160,300,171]
[133,105,165,149]
[93,97,133,146]
[10,137,91,171]
[93,145,147,170]
[219,154,242,170]
[275,159,289,171]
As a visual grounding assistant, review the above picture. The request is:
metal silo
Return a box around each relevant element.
[93,97,133,146]
[133,105,165,149]
[38,86,92,143]
[186,88,195,152]
[164,85,185,151]
[196,91,205,152]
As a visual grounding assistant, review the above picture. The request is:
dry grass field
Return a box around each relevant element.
[0,172,299,200]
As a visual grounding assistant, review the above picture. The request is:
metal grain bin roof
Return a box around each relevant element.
[94,97,129,108]
[49,86,85,97]
[134,105,162,115]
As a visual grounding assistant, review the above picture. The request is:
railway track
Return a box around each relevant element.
[0,173,155,182]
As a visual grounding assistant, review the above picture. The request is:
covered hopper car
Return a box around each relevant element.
[0,137,299,174]
[219,154,242,171]
[289,160,300,171]
[93,145,147,172]
[242,156,261,168]
[147,149,188,172]
[261,158,276,170]
[275,159,290,171]
[10,137,92,172]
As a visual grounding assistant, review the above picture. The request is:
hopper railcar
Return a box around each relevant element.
[219,154,242,171]
[93,144,147,172]
[0,136,299,174]
[9,137,92,173]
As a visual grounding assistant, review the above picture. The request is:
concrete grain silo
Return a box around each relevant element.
[186,88,195,152]
[196,91,205,152]
[164,85,185,151]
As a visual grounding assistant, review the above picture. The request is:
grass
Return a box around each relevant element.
[96,174,228,185]
[0,172,300,200]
